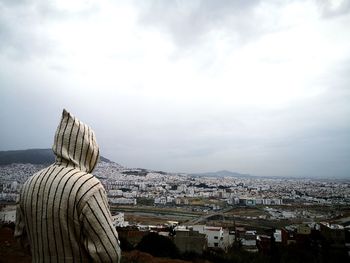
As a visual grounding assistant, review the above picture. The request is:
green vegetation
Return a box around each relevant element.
[0,149,54,165]
[0,148,111,165]
[130,231,350,263]
[136,232,180,259]
[136,197,154,206]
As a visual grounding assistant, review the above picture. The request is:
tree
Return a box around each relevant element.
[136,232,180,259]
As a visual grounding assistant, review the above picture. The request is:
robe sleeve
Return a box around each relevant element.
[80,189,121,262]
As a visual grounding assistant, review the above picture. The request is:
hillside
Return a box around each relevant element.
[190,170,254,178]
[0,149,112,165]
[0,149,248,179]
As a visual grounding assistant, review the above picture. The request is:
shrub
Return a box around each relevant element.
[136,232,179,259]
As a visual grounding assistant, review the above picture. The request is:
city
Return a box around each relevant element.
[1,0,350,262]
[1,159,349,262]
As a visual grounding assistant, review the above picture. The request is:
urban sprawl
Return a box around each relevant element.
[1,161,349,258]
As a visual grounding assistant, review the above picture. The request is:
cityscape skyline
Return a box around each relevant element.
[0,148,349,180]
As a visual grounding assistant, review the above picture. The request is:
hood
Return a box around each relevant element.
[52,109,99,173]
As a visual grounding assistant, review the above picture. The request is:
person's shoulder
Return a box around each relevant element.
[79,172,103,189]
[75,173,106,210]
[22,165,52,186]
[76,173,104,197]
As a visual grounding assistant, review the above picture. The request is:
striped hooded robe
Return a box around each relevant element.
[15,109,121,263]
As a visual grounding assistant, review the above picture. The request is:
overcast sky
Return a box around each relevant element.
[0,0,349,178]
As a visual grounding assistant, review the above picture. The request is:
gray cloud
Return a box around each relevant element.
[0,0,349,178]
[0,1,52,59]
[317,0,350,18]
[137,0,264,47]
[138,0,350,51]
[0,0,98,59]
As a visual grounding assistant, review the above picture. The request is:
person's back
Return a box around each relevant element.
[15,109,121,262]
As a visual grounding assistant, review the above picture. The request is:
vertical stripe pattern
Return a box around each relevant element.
[15,109,121,263]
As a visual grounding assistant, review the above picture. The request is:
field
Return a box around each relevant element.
[111,204,350,232]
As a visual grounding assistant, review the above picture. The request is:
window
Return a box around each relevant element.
[214,236,218,239]
[214,243,218,247]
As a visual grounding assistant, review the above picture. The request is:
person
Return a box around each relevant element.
[15,109,121,262]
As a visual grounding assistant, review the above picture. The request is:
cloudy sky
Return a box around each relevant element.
[0,0,349,178]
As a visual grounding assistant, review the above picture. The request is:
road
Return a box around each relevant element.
[184,207,234,225]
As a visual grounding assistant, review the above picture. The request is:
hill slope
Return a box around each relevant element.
[0,149,112,165]
[190,170,254,178]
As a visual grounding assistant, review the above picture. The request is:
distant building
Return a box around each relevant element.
[108,189,123,197]
[227,197,239,205]
[154,197,167,205]
[166,196,174,203]
[241,230,258,252]
[112,212,128,227]
[239,198,282,206]
[274,229,282,242]
[0,208,16,223]
[11,181,18,191]
[174,198,189,205]
[239,198,256,206]
[109,197,137,205]
[191,225,232,250]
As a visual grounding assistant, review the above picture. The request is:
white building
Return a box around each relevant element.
[0,208,16,223]
[11,181,18,191]
[192,225,229,249]
[109,197,137,205]
[108,189,123,197]
[123,191,137,198]
[154,197,167,205]
[178,184,187,193]
[166,196,174,203]
[241,230,258,252]
[112,212,128,227]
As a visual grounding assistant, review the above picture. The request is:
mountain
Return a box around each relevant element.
[189,170,254,178]
[0,149,112,165]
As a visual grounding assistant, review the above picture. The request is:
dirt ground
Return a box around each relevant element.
[0,226,200,263]
[0,226,31,263]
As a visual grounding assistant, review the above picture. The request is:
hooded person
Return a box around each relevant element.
[15,109,121,263]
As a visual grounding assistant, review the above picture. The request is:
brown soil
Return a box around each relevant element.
[122,250,195,263]
[0,226,207,263]
[0,226,31,263]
